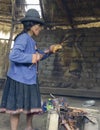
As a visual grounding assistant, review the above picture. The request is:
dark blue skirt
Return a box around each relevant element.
[0,77,42,114]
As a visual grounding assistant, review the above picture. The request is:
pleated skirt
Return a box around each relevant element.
[0,76,42,114]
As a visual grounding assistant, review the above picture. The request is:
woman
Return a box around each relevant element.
[0,9,61,130]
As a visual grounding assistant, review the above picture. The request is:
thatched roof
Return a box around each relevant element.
[0,0,25,22]
[0,0,100,34]
[0,0,26,34]
[40,0,100,28]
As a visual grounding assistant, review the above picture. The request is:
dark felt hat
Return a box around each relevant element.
[20,9,44,24]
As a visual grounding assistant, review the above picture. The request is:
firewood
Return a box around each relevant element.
[61,119,72,130]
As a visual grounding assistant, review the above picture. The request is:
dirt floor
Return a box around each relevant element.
[0,90,100,130]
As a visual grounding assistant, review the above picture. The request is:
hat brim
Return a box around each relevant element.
[20,17,45,25]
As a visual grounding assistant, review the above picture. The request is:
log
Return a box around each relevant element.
[69,107,99,130]
[68,106,99,113]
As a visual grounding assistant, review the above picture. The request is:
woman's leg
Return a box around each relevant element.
[25,113,34,130]
[10,114,20,130]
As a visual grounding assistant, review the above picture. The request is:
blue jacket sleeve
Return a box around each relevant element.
[9,34,33,63]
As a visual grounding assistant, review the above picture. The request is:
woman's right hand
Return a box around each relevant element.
[32,53,43,64]
[49,44,62,53]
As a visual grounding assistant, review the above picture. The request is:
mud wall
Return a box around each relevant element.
[36,28,100,94]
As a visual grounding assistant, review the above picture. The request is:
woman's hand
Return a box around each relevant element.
[36,52,43,61]
[32,53,43,64]
[49,44,62,53]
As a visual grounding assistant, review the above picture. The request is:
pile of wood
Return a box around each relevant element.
[46,96,97,130]
[59,107,87,130]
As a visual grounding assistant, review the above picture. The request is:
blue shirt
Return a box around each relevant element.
[7,33,50,85]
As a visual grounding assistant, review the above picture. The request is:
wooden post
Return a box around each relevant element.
[46,110,59,130]
[5,0,16,73]
[7,0,16,49]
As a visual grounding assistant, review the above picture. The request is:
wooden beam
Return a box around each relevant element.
[61,0,74,28]
[39,0,45,21]
[7,0,15,47]
[0,38,10,40]
[40,87,100,98]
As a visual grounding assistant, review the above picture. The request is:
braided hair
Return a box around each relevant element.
[14,21,43,41]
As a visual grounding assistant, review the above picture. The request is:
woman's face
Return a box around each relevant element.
[31,24,43,36]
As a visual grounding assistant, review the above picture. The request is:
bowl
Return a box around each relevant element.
[82,100,95,107]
